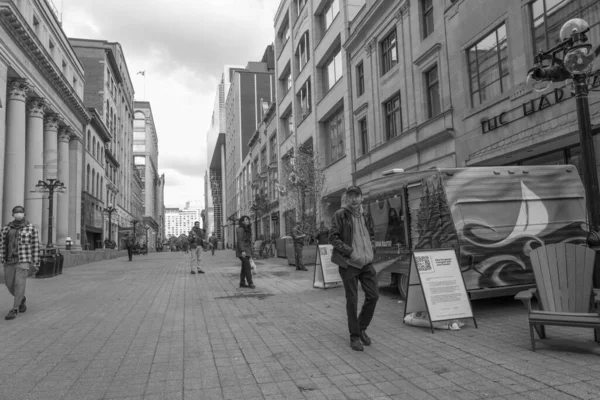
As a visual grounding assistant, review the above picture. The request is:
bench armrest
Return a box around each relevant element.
[515,288,537,312]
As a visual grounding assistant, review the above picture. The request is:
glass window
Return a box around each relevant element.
[327,109,345,163]
[325,48,343,91]
[356,62,364,96]
[531,0,599,55]
[381,29,398,75]
[359,118,368,156]
[270,135,277,163]
[467,24,508,107]
[133,144,146,152]
[323,0,339,31]
[296,0,307,15]
[134,131,145,140]
[426,65,441,118]
[422,0,434,39]
[384,94,402,141]
[297,79,311,121]
[134,119,145,129]
[297,32,310,70]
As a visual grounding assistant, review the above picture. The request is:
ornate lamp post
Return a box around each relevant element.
[103,203,116,244]
[35,178,66,248]
[526,18,600,244]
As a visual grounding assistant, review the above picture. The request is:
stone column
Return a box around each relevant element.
[69,134,84,250]
[57,127,70,247]
[2,79,29,224]
[41,114,60,245]
[24,97,46,236]
[0,63,9,227]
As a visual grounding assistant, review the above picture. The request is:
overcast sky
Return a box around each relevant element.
[60,0,280,208]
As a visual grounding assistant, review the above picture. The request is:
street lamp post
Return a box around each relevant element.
[527,18,600,244]
[132,219,138,239]
[145,225,150,247]
[103,203,116,244]
[35,178,66,248]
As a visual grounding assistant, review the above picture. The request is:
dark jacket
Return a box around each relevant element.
[189,227,205,249]
[328,206,375,268]
[236,227,252,257]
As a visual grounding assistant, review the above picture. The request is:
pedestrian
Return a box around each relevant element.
[292,221,307,271]
[236,216,255,288]
[316,221,330,244]
[329,186,378,351]
[125,234,135,261]
[188,221,205,274]
[208,232,217,255]
[0,206,41,321]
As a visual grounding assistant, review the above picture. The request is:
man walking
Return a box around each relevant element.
[292,222,307,271]
[125,234,135,261]
[208,232,217,255]
[188,221,205,274]
[0,206,41,320]
[329,186,378,351]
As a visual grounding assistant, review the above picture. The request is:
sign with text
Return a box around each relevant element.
[404,249,476,332]
[313,245,342,289]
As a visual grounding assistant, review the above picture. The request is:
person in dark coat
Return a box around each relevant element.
[125,234,135,261]
[329,186,378,351]
[316,221,330,244]
[236,216,254,288]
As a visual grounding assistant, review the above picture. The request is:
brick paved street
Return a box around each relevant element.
[0,251,599,400]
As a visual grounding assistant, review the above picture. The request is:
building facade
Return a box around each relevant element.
[224,47,275,244]
[447,0,599,176]
[70,38,136,248]
[0,0,89,249]
[133,101,162,249]
[165,206,201,238]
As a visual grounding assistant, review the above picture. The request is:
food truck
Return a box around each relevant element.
[361,165,587,300]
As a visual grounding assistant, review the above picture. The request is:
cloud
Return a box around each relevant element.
[60,0,280,208]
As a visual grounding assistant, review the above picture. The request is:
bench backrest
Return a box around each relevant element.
[530,243,596,313]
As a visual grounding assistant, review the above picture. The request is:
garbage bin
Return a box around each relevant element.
[36,248,57,279]
[217,241,223,250]
[57,252,64,275]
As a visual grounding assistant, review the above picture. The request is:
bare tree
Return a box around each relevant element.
[278,144,329,241]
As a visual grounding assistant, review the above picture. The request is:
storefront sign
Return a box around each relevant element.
[481,75,600,134]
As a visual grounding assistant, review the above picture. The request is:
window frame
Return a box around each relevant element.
[296,31,310,71]
[359,117,368,156]
[297,79,312,122]
[384,93,402,141]
[326,108,345,164]
[380,29,398,75]
[422,0,434,39]
[322,0,340,32]
[466,23,509,107]
[324,47,343,92]
[356,62,365,97]
[425,64,441,119]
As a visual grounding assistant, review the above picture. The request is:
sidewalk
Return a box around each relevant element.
[0,251,598,400]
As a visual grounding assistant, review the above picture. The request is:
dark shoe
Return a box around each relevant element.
[18,297,26,314]
[190,270,196,274]
[350,339,364,351]
[197,269,205,274]
[248,284,255,289]
[240,282,248,288]
[5,309,18,320]
[301,267,308,271]
[359,330,371,346]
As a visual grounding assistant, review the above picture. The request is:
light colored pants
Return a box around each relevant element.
[190,247,203,271]
[4,263,28,309]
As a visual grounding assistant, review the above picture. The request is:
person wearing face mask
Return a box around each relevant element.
[0,206,41,320]
[329,186,378,351]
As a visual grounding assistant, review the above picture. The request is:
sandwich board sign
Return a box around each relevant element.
[313,245,342,289]
[403,248,477,333]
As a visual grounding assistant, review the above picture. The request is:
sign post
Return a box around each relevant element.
[313,245,342,289]
[404,248,477,333]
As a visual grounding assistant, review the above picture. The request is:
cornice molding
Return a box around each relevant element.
[414,43,442,66]
[0,4,90,128]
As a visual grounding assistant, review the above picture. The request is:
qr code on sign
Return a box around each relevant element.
[415,256,433,272]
